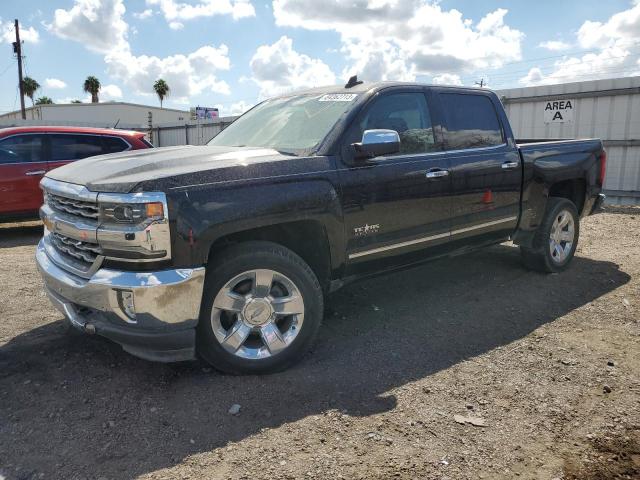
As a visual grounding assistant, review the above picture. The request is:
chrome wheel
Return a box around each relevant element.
[549,209,575,264]
[210,269,305,360]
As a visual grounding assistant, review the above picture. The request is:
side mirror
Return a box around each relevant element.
[352,129,400,159]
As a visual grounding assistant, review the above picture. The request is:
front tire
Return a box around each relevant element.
[520,197,580,273]
[197,241,323,374]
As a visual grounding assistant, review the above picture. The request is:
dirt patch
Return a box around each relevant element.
[0,209,639,480]
[564,427,640,480]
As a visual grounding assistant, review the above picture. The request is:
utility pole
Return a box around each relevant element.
[475,78,486,88]
[13,19,26,120]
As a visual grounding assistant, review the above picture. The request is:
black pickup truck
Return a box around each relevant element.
[36,80,606,374]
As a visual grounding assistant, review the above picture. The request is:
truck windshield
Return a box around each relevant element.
[208,93,359,155]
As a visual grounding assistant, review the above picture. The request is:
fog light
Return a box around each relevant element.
[117,290,137,322]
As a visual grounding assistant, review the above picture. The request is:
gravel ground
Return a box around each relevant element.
[0,209,638,480]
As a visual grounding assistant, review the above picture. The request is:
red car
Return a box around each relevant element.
[0,126,152,220]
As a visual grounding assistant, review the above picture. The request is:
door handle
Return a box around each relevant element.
[25,170,46,176]
[426,169,449,179]
[501,161,519,170]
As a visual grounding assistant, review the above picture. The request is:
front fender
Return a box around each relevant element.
[167,177,345,272]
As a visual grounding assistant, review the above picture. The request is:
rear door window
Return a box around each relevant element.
[439,93,504,150]
[49,134,105,161]
[0,134,46,164]
[102,136,131,154]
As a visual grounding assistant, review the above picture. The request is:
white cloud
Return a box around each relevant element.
[105,45,231,99]
[133,9,154,19]
[147,0,255,25]
[576,3,640,50]
[538,40,572,51]
[520,2,640,86]
[102,84,123,100]
[518,67,544,86]
[250,36,336,98]
[1,19,40,44]
[168,21,184,29]
[272,0,524,82]
[432,73,463,86]
[228,100,254,116]
[49,0,128,53]
[45,78,67,89]
[48,0,232,101]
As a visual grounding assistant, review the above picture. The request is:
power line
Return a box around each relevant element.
[489,67,640,89]
[471,39,640,70]
[483,54,640,81]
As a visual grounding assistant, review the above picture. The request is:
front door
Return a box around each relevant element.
[0,134,47,217]
[338,90,452,275]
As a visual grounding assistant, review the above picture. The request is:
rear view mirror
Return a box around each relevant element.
[352,129,400,159]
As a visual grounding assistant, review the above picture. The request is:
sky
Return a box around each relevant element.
[0,0,639,116]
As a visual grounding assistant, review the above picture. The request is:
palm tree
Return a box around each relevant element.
[21,77,40,106]
[21,77,40,119]
[35,96,54,105]
[153,79,170,108]
[83,76,101,103]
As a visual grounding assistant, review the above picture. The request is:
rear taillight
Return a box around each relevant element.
[598,150,607,186]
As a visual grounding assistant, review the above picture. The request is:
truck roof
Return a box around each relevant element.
[0,125,145,138]
[277,81,490,98]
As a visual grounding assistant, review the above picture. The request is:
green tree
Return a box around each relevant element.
[35,96,54,105]
[21,76,40,107]
[153,79,170,108]
[83,76,101,103]
[71,99,82,103]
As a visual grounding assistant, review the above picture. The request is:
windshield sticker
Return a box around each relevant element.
[318,93,358,102]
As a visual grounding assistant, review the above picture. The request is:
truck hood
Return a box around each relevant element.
[45,145,296,193]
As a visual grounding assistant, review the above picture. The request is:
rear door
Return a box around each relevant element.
[338,89,452,274]
[46,133,131,172]
[436,91,521,244]
[0,134,47,216]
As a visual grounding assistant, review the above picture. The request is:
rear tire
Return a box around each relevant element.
[197,241,323,374]
[520,197,580,273]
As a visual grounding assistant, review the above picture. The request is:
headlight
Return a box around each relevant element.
[100,201,165,224]
[96,192,171,263]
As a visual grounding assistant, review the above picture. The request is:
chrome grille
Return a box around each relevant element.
[49,232,102,265]
[45,192,99,219]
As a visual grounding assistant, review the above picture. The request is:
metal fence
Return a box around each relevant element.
[498,76,640,205]
[0,117,238,148]
[151,117,236,147]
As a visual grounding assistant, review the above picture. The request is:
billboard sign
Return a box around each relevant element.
[190,106,219,120]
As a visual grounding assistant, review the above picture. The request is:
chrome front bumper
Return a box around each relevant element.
[36,239,206,362]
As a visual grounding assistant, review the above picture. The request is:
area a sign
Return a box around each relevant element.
[544,99,575,124]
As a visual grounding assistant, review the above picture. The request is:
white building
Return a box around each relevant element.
[497,76,640,205]
[0,102,190,129]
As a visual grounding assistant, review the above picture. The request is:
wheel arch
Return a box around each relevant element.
[205,220,333,292]
[548,178,587,215]
[514,177,587,248]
